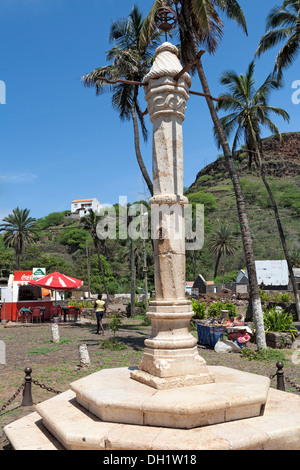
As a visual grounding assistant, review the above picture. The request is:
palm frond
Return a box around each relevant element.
[215,0,248,34]
[139,0,163,47]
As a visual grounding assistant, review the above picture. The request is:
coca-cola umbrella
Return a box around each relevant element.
[29,272,84,305]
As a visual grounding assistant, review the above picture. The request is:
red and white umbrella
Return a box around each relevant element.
[30,272,84,307]
[30,272,83,291]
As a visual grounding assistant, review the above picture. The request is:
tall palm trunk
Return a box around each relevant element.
[94,239,110,299]
[131,87,153,196]
[16,238,22,270]
[214,251,222,279]
[255,145,300,321]
[195,59,266,348]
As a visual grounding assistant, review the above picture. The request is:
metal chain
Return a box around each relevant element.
[32,379,61,395]
[0,382,25,414]
[269,372,300,393]
[285,376,300,393]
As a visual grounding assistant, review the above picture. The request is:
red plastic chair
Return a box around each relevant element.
[31,307,42,323]
[65,306,78,322]
[16,308,24,323]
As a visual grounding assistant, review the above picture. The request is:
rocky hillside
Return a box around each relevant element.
[187,132,300,194]
[184,132,300,282]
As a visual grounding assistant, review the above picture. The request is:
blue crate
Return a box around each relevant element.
[197,323,225,348]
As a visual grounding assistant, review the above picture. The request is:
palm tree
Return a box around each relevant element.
[0,207,39,269]
[82,6,161,196]
[210,226,237,278]
[255,0,300,78]
[215,61,300,320]
[80,209,110,298]
[142,0,267,349]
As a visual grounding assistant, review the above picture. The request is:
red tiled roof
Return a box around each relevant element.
[72,199,94,203]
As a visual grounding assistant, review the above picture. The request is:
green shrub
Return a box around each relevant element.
[68,300,94,309]
[273,293,282,302]
[263,307,297,338]
[191,299,206,319]
[280,293,291,303]
[99,338,127,350]
[107,314,122,338]
[207,301,236,318]
[260,289,271,302]
[224,302,237,316]
[207,302,224,318]
[186,192,218,215]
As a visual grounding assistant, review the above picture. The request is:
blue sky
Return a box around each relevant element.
[0,0,299,221]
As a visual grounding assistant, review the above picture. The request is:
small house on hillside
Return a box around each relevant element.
[66,198,102,219]
[237,260,290,290]
[193,275,216,294]
[185,282,194,295]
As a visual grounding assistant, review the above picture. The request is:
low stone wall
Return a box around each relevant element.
[266,332,294,349]
[81,304,128,319]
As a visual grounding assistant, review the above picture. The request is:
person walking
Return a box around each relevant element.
[94,294,106,335]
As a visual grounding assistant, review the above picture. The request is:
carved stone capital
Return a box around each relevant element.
[149,194,189,206]
[145,77,190,122]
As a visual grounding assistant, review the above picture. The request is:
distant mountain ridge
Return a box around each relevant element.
[187,132,300,194]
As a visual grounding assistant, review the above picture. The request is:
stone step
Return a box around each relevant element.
[69,366,270,429]
[4,411,64,450]
[5,383,300,450]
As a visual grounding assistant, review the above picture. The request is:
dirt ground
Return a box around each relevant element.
[0,316,299,450]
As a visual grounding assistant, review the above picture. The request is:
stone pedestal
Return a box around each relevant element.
[131,42,214,389]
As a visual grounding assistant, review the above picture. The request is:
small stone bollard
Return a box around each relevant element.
[78,344,90,368]
[51,323,60,343]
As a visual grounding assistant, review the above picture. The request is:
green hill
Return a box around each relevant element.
[185,132,300,282]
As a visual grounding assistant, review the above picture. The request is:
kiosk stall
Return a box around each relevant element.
[0,271,55,322]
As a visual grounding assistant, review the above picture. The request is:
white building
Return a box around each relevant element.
[70,198,102,218]
[237,260,289,289]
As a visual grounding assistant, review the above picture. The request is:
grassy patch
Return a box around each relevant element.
[26,346,61,355]
[241,347,287,363]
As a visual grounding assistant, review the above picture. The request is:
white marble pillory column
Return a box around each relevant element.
[131,43,214,389]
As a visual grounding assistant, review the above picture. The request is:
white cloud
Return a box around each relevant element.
[0,173,38,184]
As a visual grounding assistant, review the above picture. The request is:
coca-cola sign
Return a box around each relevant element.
[21,274,33,281]
[14,271,33,282]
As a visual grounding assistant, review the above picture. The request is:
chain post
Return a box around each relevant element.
[22,367,33,406]
[276,361,285,392]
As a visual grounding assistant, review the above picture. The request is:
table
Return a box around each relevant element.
[61,306,80,322]
[19,308,32,323]
[19,307,46,323]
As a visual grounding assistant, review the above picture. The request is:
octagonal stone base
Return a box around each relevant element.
[69,366,270,430]
[5,366,300,450]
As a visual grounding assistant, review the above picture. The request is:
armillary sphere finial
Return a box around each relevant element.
[154,2,177,39]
